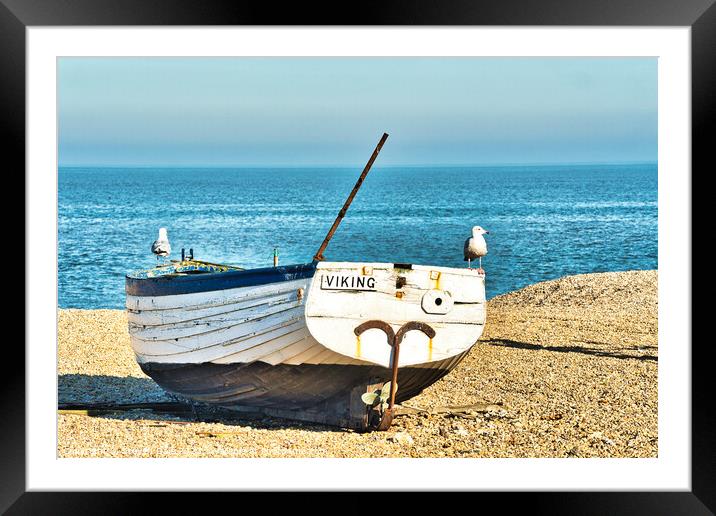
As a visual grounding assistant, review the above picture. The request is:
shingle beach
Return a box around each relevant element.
[58,270,657,458]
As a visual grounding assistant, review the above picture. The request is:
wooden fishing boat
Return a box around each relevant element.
[124,134,487,430]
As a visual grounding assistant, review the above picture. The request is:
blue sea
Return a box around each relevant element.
[58,164,657,309]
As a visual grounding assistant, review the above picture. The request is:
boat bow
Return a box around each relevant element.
[305,261,486,367]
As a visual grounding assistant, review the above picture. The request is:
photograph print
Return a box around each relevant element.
[57,57,657,458]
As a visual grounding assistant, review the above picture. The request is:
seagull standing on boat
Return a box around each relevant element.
[151,227,171,261]
[464,226,489,272]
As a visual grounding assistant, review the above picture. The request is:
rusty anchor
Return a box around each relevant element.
[354,320,436,431]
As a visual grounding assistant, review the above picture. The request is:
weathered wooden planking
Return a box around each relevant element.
[305,262,486,367]
[128,299,304,341]
[131,317,307,361]
[129,293,367,368]
[128,271,320,367]
[138,350,470,413]
[127,290,300,326]
[130,305,305,350]
[134,329,307,365]
[211,327,311,364]
[126,277,311,312]
[259,338,322,366]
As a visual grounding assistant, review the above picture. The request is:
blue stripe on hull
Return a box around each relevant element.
[125,262,316,297]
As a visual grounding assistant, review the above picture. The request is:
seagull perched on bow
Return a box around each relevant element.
[151,227,171,261]
[464,226,489,273]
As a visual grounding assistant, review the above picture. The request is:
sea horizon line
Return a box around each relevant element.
[58,160,658,170]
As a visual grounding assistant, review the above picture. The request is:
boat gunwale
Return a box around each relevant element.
[125,261,317,297]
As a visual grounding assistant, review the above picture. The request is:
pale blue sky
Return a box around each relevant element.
[58,57,657,167]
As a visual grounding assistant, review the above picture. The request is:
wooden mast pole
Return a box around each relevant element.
[312,132,389,262]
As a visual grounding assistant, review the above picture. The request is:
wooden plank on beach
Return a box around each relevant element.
[58,402,194,413]
[394,402,504,416]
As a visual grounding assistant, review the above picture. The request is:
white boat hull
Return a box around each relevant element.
[125,261,484,411]
[306,262,486,367]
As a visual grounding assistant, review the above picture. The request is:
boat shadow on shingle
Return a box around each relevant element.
[482,339,658,362]
[57,373,345,432]
[58,374,170,405]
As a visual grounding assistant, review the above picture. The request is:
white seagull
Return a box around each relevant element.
[151,227,171,261]
[464,225,489,272]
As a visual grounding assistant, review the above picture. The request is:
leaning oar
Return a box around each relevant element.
[313,132,389,261]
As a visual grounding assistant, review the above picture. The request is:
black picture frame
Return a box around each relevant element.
[6,0,710,513]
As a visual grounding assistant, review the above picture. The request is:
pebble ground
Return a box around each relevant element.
[58,270,657,458]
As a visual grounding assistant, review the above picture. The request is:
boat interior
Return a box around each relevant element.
[127,259,244,280]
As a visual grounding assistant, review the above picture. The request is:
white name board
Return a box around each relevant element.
[321,274,376,291]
